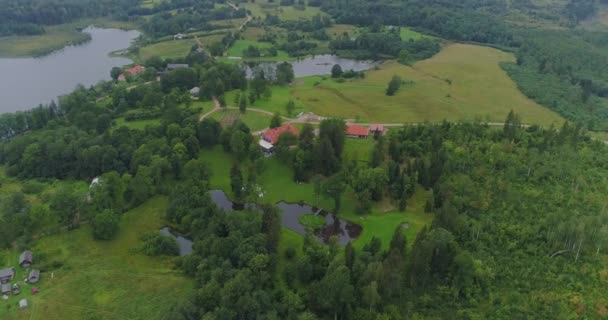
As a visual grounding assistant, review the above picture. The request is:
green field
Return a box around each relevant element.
[209,109,273,131]
[113,117,161,130]
[225,40,290,61]
[240,1,325,20]
[139,39,198,61]
[0,197,191,320]
[0,19,137,58]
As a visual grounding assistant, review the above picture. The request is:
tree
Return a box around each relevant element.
[286,99,296,117]
[299,124,315,151]
[331,64,343,78]
[319,119,346,161]
[261,205,282,254]
[276,62,295,85]
[239,94,248,113]
[111,67,122,81]
[309,265,354,320]
[386,75,402,96]
[270,112,282,128]
[91,210,120,240]
[230,164,244,203]
[49,187,83,226]
[322,173,346,212]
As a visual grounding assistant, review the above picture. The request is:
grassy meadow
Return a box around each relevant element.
[0,197,191,320]
[210,109,273,131]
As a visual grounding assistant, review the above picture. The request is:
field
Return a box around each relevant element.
[0,19,137,58]
[240,1,325,20]
[209,109,273,131]
[139,39,198,61]
[230,44,564,126]
[0,197,191,320]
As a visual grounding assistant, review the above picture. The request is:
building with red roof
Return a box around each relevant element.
[345,124,369,138]
[369,124,385,134]
[262,124,299,145]
[118,65,145,81]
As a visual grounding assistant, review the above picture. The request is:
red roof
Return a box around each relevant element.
[345,124,369,137]
[369,124,385,132]
[262,124,299,144]
[125,65,145,76]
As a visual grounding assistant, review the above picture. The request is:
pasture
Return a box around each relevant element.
[0,197,191,320]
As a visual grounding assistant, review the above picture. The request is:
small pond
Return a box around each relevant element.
[159,227,193,256]
[210,189,362,245]
[244,54,378,79]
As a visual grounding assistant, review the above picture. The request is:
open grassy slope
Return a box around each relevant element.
[0,197,191,320]
[294,44,564,125]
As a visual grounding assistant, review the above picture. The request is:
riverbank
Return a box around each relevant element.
[0,18,138,58]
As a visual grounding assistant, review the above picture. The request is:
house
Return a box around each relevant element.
[0,268,15,283]
[118,65,145,81]
[190,87,200,97]
[261,124,299,145]
[258,139,274,153]
[173,33,185,40]
[345,124,369,138]
[1,283,10,295]
[28,270,40,284]
[19,299,28,309]
[12,283,19,295]
[19,251,33,268]
[369,124,385,135]
[166,63,189,71]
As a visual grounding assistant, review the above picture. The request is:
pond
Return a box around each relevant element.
[159,227,193,256]
[244,54,378,78]
[0,26,140,114]
[210,190,362,245]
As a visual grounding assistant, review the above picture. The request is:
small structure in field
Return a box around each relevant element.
[369,124,385,135]
[28,270,40,284]
[1,283,10,295]
[173,33,185,40]
[345,124,369,138]
[19,299,28,309]
[12,283,20,295]
[190,87,200,97]
[31,288,40,295]
[166,63,189,71]
[0,268,15,283]
[19,251,33,268]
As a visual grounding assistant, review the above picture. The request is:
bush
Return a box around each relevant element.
[21,181,45,194]
[140,232,179,256]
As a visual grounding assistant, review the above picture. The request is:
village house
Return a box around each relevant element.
[28,270,40,284]
[19,251,33,268]
[190,87,200,97]
[173,33,185,40]
[19,299,28,309]
[345,124,369,138]
[259,124,299,152]
[12,283,19,295]
[166,63,189,71]
[1,283,10,295]
[0,268,15,283]
[369,124,385,135]
[118,65,145,81]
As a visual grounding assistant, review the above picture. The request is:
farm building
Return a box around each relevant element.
[118,65,145,81]
[190,87,200,97]
[345,124,369,138]
[1,283,10,295]
[28,270,40,284]
[19,251,33,268]
[19,299,28,309]
[173,33,185,40]
[369,124,385,135]
[261,124,299,145]
[0,268,15,283]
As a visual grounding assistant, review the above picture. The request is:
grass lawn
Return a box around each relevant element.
[285,44,564,126]
[113,117,161,130]
[139,39,198,61]
[210,109,273,131]
[240,2,324,20]
[400,27,427,40]
[0,197,191,320]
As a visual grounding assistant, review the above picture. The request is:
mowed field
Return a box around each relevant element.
[0,197,191,320]
[287,44,564,126]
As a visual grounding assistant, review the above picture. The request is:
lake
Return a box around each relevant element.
[0,26,139,114]
[245,54,378,78]
[160,227,193,257]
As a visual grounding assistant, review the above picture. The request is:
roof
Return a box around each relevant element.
[258,139,273,150]
[29,270,40,279]
[0,268,14,278]
[369,124,385,132]
[124,65,145,76]
[19,251,32,264]
[19,299,27,308]
[345,124,369,137]
[190,87,200,94]
[1,283,9,292]
[262,124,299,145]
[167,63,189,70]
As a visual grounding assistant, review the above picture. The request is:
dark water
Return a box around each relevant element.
[159,227,193,256]
[245,54,378,78]
[210,190,362,245]
[0,26,140,113]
